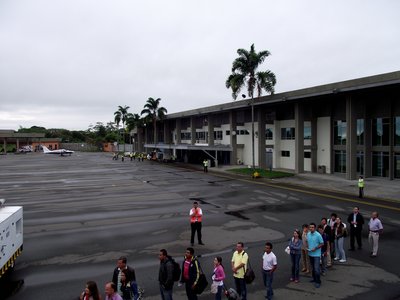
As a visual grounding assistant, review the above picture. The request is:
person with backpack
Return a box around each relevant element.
[159,249,175,300]
[120,268,138,300]
[181,247,201,300]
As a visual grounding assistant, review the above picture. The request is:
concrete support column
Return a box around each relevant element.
[295,103,304,173]
[364,106,372,177]
[190,117,196,145]
[137,128,143,153]
[175,119,181,145]
[207,114,214,146]
[16,139,20,150]
[229,111,237,165]
[389,99,394,180]
[257,108,266,169]
[346,96,357,180]
[311,116,318,173]
[163,121,170,144]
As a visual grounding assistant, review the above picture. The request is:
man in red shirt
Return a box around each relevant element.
[189,202,204,246]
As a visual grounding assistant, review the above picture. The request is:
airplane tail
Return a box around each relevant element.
[41,145,51,153]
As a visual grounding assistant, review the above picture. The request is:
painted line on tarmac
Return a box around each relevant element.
[210,172,400,212]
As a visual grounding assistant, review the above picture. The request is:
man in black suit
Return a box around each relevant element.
[347,207,365,250]
[112,256,136,296]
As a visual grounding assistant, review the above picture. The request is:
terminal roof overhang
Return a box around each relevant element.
[145,143,232,151]
[166,70,400,119]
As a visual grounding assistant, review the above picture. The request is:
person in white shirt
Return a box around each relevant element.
[368,212,383,257]
[262,242,277,300]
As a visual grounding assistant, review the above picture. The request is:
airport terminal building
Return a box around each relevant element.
[136,71,400,180]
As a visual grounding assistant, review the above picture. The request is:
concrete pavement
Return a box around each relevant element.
[201,165,400,203]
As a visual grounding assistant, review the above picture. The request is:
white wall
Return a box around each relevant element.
[278,120,296,170]
[317,117,331,173]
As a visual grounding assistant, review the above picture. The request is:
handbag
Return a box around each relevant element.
[194,259,208,294]
[242,253,255,284]
[285,246,290,254]
[210,281,219,294]
[223,285,240,300]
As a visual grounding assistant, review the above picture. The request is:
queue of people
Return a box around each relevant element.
[79,203,383,300]
[287,207,384,291]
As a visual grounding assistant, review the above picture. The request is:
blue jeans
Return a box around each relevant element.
[309,256,321,284]
[234,277,246,300]
[290,253,301,280]
[132,281,139,300]
[262,270,274,299]
[335,237,346,260]
[160,285,173,300]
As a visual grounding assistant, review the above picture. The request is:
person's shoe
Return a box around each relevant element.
[199,242,205,245]
[334,257,340,261]
[339,259,346,263]
[301,268,307,272]
[290,277,294,281]
[294,279,299,283]
[321,272,326,276]
[370,254,377,258]
[314,283,321,288]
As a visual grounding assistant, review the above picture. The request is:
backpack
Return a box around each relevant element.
[170,257,181,282]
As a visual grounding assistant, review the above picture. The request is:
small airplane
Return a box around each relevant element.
[41,145,74,156]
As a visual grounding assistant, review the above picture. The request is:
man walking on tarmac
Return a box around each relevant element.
[190,201,204,246]
[358,176,365,198]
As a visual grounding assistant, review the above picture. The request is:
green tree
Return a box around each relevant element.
[126,113,142,132]
[114,105,130,150]
[225,43,276,99]
[141,97,167,144]
[226,44,276,169]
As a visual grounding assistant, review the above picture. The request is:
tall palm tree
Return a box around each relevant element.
[141,97,167,144]
[226,44,276,170]
[114,105,130,151]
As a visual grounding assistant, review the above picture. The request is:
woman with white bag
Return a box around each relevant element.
[211,256,225,300]
[288,229,302,283]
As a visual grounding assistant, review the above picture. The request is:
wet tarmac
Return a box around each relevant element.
[0,152,399,300]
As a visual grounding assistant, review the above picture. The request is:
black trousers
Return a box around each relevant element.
[190,222,202,244]
[350,228,362,249]
[185,281,198,300]
[359,187,364,198]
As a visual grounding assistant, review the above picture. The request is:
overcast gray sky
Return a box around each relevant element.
[1,0,399,131]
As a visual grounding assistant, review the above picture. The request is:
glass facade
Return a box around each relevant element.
[372,118,390,146]
[334,120,347,145]
[372,152,389,177]
[357,119,364,145]
[334,150,346,173]
[357,151,364,175]
[395,117,400,146]
[304,127,311,140]
[281,128,295,140]
[395,153,400,179]
[266,128,273,140]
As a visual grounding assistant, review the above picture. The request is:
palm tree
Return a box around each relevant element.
[141,97,167,145]
[226,44,276,170]
[114,105,130,151]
